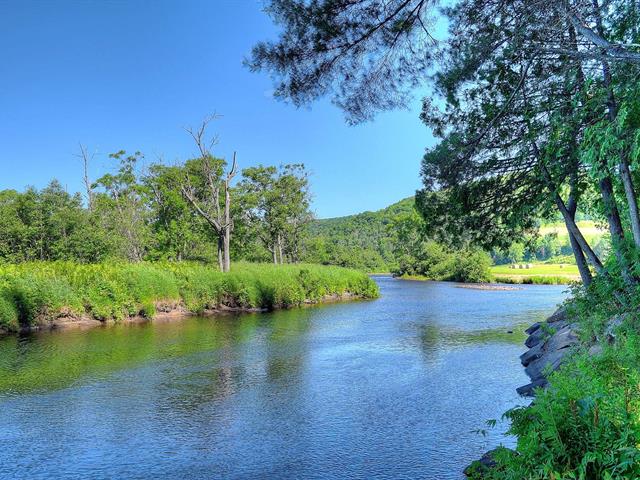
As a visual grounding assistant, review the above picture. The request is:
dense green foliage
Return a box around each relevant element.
[303,197,493,281]
[0,144,313,269]
[303,197,415,270]
[238,164,312,263]
[0,262,378,332]
[0,182,111,262]
[0,173,495,282]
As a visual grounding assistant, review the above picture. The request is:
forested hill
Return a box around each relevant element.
[303,197,416,271]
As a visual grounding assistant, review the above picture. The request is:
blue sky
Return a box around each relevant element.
[0,0,436,218]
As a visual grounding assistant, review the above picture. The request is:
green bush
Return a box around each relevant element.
[480,339,640,480]
[392,243,493,283]
[450,249,493,283]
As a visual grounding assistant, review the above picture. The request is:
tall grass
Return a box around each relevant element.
[0,262,379,332]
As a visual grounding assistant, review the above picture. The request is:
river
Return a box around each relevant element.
[0,276,567,479]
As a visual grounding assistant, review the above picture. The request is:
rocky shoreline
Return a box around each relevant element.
[516,307,580,397]
[464,306,581,477]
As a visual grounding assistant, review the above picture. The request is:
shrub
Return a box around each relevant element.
[450,250,493,283]
[476,270,640,480]
[483,340,640,480]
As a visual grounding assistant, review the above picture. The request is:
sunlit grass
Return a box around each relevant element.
[0,261,379,331]
[491,263,580,277]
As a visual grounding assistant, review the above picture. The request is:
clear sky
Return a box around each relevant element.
[0,0,435,219]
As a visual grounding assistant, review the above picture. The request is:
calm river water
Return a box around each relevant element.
[0,276,567,479]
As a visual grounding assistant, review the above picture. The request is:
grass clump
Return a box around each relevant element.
[0,261,378,332]
[0,290,19,331]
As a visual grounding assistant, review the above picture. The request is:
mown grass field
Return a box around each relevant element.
[540,220,606,243]
[491,263,581,284]
[491,263,580,276]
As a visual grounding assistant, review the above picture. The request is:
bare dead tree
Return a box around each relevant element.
[77,143,95,211]
[222,153,237,272]
[181,116,238,272]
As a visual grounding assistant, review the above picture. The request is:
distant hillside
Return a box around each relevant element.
[303,197,605,272]
[304,197,416,270]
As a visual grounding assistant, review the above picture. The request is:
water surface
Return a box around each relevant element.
[0,277,567,479]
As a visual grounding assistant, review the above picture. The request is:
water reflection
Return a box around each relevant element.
[0,310,317,395]
[418,321,530,354]
[0,277,567,480]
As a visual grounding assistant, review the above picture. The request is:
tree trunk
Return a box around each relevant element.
[593,0,640,252]
[538,161,603,273]
[217,236,224,272]
[566,189,593,286]
[272,245,278,264]
[223,183,232,273]
[619,160,640,248]
[553,192,603,273]
[599,176,636,285]
[601,50,640,249]
[223,227,231,272]
[277,234,284,264]
[568,230,592,286]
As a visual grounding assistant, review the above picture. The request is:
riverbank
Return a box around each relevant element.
[493,275,575,285]
[0,262,379,334]
[465,306,581,478]
[465,275,640,479]
[398,272,576,286]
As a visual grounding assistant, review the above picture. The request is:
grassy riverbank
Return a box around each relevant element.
[398,264,577,285]
[0,262,379,332]
[493,275,574,285]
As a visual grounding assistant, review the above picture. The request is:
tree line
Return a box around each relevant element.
[0,118,311,271]
[305,196,493,280]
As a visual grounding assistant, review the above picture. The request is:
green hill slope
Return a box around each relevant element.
[303,197,416,271]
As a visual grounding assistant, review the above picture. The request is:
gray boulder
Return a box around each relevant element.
[525,348,568,381]
[520,341,543,367]
[516,378,548,397]
[547,307,567,324]
[604,314,627,343]
[544,324,579,352]
[518,307,579,397]
[525,322,542,335]
[524,327,547,348]
[588,343,603,357]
